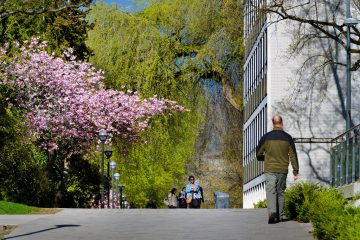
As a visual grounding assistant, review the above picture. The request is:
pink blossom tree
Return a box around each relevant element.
[0,38,187,204]
[0,38,186,154]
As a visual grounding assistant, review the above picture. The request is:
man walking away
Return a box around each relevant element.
[256,115,299,224]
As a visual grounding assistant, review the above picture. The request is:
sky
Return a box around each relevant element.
[95,0,146,12]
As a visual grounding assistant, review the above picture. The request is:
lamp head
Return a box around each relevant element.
[99,129,108,142]
[114,173,120,180]
[110,161,116,170]
[105,148,113,158]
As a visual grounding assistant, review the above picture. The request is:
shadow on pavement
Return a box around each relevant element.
[4,224,80,239]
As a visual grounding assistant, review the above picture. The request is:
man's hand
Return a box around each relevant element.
[293,174,300,181]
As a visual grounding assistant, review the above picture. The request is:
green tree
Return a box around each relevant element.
[0,1,94,207]
[0,0,90,20]
[0,107,56,207]
[114,114,201,208]
[86,0,244,207]
[0,0,91,59]
[87,0,243,109]
[192,82,243,208]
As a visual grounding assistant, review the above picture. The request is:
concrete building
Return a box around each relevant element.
[242,1,358,208]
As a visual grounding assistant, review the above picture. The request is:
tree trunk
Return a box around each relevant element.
[54,157,69,207]
[220,74,242,111]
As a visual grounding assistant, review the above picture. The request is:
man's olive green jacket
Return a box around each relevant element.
[256,127,299,175]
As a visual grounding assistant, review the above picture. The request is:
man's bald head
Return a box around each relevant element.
[272,115,283,127]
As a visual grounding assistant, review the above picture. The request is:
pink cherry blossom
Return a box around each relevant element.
[0,38,188,157]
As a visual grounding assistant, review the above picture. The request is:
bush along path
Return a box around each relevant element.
[283,181,360,240]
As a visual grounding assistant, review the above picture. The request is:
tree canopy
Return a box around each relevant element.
[0,38,185,157]
[86,0,244,207]
[0,0,245,208]
[87,0,243,110]
[0,1,99,207]
[0,0,92,59]
[0,0,90,19]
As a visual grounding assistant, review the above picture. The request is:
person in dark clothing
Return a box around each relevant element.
[199,186,204,204]
[178,187,187,208]
[196,182,204,208]
[256,115,299,224]
[146,197,157,209]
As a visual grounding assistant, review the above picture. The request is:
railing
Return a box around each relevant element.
[331,124,360,187]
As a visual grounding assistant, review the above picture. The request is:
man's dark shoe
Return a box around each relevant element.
[268,213,278,224]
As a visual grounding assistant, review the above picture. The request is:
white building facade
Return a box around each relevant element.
[243,0,269,209]
[242,1,357,208]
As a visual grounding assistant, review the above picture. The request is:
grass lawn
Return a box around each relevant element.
[0,201,61,214]
[0,201,60,239]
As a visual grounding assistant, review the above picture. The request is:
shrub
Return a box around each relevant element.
[309,188,347,240]
[337,207,360,240]
[253,199,267,208]
[284,181,320,222]
[0,141,55,207]
[284,182,360,239]
[64,156,101,208]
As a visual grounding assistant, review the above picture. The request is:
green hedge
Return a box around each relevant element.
[284,182,360,240]
[284,181,320,222]
[309,188,347,240]
[253,199,267,208]
[338,207,360,240]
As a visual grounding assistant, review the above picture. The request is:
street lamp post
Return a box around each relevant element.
[344,0,360,183]
[105,148,113,208]
[118,184,124,209]
[344,1,360,131]
[345,0,353,132]
[114,173,120,208]
[98,129,108,209]
[110,161,116,208]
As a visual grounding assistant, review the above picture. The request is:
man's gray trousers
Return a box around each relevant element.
[265,172,287,220]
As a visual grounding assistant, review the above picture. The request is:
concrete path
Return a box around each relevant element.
[2,208,313,240]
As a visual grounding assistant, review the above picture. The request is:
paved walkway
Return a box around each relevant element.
[1,208,313,240]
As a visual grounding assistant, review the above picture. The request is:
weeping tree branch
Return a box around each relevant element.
[198,66,242,111]
[218,72,242,111]
[174,50,243,111]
